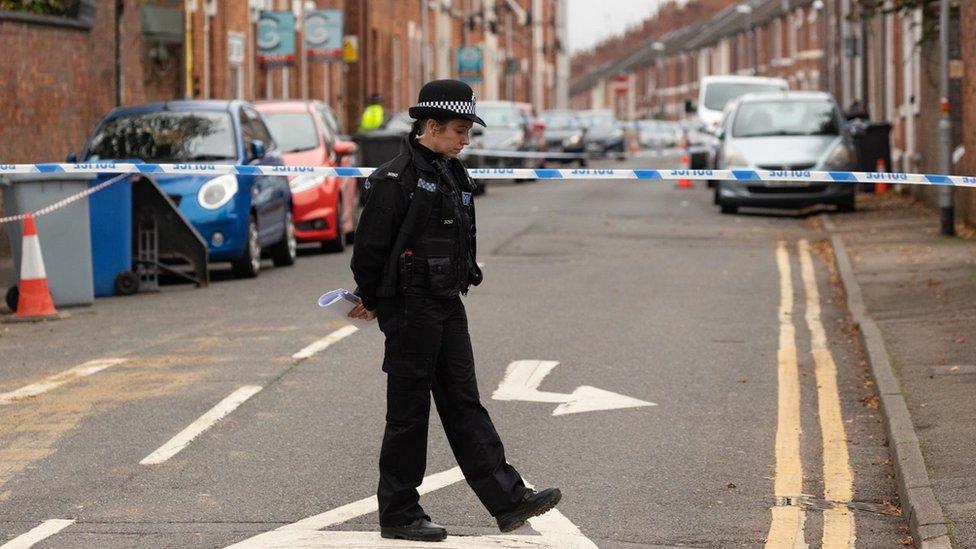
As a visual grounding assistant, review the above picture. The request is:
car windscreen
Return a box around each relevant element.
[703,83,786,111]
[583,114,616,128]
[732,100,840,138]
[263,112,320,153]
[86,111,237,162]
[638,121,673,133]
[542,113,580,129]
[479,107,522,129]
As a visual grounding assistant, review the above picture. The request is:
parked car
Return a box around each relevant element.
[579,109,626,158]
[540,110,587,166]
[635,119,680,149]
[256,100,358,253]
[311,100,346,138]
[694,75,789,135]
[81,100,295,278]
[713,91,857,214]
[464,100,541,183]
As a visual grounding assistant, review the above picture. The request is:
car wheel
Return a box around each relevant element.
[271,211,297,267]
[232,215,261,279]
[473,181,487,196]
[720,203,738,215]
[322,196,346,253]
[837,194,856,213]
[713,183,721,205]
[5,285,19,312]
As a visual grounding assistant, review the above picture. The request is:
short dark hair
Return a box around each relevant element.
[410,116,453,138]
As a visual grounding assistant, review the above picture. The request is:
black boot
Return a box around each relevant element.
[380,517,448,542]
[496,487,562,533]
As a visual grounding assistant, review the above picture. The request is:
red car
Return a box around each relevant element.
[256,100,358,253]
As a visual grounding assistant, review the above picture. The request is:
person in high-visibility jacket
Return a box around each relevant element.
[358,93,385,133]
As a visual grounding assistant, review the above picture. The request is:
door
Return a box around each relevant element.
[241,106,288,247]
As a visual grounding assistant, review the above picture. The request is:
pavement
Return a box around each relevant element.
[822,191,976,548]
[0,157,914,548]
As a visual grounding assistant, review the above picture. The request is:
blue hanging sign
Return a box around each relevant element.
[457,46,483,84]
[257,10,296,66]
[305,9,344,62]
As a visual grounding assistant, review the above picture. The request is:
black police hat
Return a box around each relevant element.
[408,79,486,127]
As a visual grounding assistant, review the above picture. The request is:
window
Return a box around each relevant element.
[263,112,320,153]
[0,0,95,29]
[85,111,237,162]
[732,100,839,138]
[240,107,275,160]
[772,18,783,60]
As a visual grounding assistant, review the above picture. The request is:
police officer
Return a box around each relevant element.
[358,93,385,133]
[349,79,561,542]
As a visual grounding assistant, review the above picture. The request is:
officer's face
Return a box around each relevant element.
[428,119,473,158]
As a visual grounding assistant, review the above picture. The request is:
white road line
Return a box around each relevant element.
[0,519,75,549]
[226,467,596,548]
[0,359,127,405]
[799,239,856,548]
[281,467,464,532]
[292,325,359,361]
[140,385,263,465]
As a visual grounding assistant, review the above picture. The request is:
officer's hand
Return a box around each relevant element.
[348,303,376,321]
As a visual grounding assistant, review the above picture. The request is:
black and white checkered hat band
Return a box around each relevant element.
[416,100,477,115]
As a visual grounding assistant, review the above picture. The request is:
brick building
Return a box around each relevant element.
[570,0,974,227]
[0,0,566,263]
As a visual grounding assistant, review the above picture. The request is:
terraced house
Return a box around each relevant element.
[570,0,975,226]
[0,0,568,270]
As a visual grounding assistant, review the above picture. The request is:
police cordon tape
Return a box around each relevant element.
[2,162,975,186]
[1,161,975,226]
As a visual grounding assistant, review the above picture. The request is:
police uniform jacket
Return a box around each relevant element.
[352,136,483,311]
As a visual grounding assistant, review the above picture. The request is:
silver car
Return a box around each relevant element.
[713,91,856,214]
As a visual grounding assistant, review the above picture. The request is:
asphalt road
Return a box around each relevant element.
[0,154,908,548]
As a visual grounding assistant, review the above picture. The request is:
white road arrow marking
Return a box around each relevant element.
[223,467,597,548]
[491,360,655,416]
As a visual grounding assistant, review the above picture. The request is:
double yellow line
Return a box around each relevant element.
[766,240,855,549]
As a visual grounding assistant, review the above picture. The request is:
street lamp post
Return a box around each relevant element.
[938,0,954,235]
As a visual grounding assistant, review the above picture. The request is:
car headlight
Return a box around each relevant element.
[822,143,854,170]
[563,134,582,146]
[197,174,238,210]
[290,174,324,193]
[722,144,751,168]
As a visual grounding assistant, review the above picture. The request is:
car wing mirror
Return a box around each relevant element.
[334,140,357,157]
[66,152,78,162]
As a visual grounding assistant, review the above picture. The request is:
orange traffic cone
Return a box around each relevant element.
[677,153,693,189]
[628,132,639,155]
[874,157,889,194]
[14,215,60,321]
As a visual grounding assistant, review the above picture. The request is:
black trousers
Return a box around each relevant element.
[375,295,527,527]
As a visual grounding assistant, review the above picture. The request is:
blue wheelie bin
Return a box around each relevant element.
[88,175,137,296]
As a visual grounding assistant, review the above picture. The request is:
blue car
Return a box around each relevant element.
[79,100,296,278]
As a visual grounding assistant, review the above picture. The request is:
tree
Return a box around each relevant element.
[850,0,942,44]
